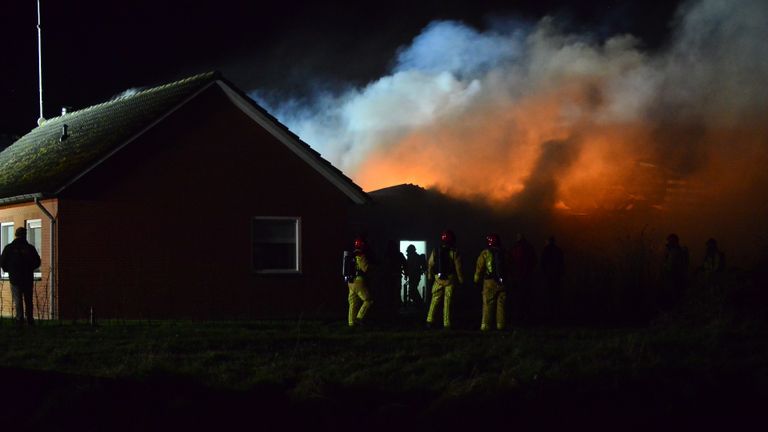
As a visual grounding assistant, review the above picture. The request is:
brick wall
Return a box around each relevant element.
[55,84,354,319]
[0,199,58,319]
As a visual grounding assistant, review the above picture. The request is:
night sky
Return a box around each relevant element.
[2,0,682,137]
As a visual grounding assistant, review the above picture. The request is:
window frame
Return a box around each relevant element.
[251,216,302,275]
[0,222,13,279]
[26,219,43,279]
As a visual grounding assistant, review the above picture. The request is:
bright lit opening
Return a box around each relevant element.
[399,240,427,306]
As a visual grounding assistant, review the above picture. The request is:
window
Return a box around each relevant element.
[26,219,42,277]
[252,217,300,273]
[0,222,13,279]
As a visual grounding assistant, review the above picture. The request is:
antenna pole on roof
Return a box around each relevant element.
[36,0,45,126]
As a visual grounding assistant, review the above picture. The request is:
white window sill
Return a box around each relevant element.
[254,269,302,275]
[1,275,43,281]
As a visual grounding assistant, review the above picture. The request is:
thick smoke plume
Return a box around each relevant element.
[252,0,768,260]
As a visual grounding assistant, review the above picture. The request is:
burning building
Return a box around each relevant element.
[259,0,768,269]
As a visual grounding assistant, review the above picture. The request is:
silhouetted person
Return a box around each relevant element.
[541,236,565,322]
[1,227,41,326]
[700,238,726,300]
[510,234,536,323]
[380,240,406,316]
[404,244,425,305]
[701,238,725,276]
[661,233,688,311]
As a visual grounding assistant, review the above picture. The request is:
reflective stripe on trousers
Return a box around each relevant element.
[481,279,506,331]
[348,278,373,326]
[427,280,454,327]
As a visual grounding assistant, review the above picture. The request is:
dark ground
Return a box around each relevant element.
[1,314,767,431]
[1,366,764,431]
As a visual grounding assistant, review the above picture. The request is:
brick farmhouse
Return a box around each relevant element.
[0,72,369,320]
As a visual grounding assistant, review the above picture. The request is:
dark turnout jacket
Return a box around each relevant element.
[1,238,41,287]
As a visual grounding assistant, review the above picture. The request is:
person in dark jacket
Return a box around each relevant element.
[510,234,536,323]
[661,233,688,310]
[404,244,426,305]
[541,236,565,322]
[0,227,41,325]
[701,238,725,276]
[700,238,726,301]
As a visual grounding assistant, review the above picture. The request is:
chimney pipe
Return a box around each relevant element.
[60,124,69,142]
[36,0,45,126]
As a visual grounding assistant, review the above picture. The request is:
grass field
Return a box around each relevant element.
[1,313,767,430]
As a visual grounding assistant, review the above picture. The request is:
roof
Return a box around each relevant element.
[0,72,369,205]
[368,183,427,198]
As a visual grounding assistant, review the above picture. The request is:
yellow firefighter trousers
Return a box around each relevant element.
[348,278,373,326]
[427,279,454,328]
[481,280,506,331]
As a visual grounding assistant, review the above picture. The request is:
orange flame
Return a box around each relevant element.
[355,78,656,212]
[353,75,768,237]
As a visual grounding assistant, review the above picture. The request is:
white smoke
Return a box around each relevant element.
[250,0,768,189]
[250,20,528,172]
[659,0,768,124]
[393,20,526,76]
[111,88,141,101]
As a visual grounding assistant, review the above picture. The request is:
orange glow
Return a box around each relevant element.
[354,78,657,211]
[351,71,768,234]
[355,84,571,201]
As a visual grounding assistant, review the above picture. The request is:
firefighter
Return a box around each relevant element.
[474,233,508,331]
[345,237,373,327]
[426,230,463,329]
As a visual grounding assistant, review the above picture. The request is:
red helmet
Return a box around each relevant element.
[353,237,365,250]
[440,230,455,245]
[486,233,500,248]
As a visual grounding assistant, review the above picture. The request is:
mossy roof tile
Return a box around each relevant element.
[0,72,218,198]
[0,71,369,204]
